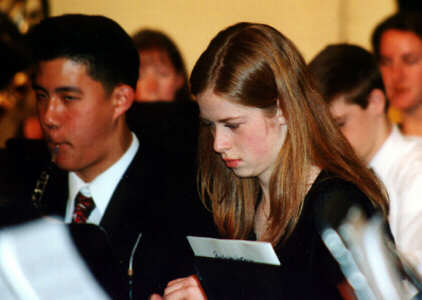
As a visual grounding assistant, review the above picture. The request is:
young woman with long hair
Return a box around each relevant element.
[152,22,388,300]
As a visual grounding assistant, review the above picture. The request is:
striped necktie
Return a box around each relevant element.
[72,192,95,223]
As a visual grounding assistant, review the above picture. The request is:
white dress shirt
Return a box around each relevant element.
[369,125,422,275]
[65,132,140,224]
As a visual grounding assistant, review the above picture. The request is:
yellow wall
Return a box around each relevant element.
[50,0,397,72]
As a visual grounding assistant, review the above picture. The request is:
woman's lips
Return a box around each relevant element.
[223,159,241,168]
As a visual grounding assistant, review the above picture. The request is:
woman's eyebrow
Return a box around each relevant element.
[199,116,243,123]
[218,116,243,122]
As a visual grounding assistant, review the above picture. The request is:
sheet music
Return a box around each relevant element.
[0,219,110,300]
[187,236,280,266]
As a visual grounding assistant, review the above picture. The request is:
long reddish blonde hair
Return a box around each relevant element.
[190,23,388,245]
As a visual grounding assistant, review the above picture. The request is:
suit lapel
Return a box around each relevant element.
[99,149,146,267]
[100,148,145,232]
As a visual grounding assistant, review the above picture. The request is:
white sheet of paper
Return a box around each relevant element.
[0,219,111,300]
[187,236,281,266]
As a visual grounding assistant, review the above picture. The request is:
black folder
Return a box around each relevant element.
[193,255,284,300]
[187,236,285,300]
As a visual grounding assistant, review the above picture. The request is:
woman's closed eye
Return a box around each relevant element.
[200,119,212,128]
[224,122,240,129]
[200,119,216,133]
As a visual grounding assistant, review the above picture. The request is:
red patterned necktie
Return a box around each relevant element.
[72,192,96,223]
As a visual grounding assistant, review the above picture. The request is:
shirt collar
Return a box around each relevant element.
[68,132,140,217]
[369,125,405,175]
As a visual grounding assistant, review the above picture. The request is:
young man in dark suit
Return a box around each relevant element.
[19,14,214,299]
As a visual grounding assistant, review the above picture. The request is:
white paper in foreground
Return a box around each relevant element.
[187,236,281,266]
[0,218,110,300]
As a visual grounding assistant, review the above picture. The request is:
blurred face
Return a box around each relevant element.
[329,96,377,164]
[379,29,422,113]
[135,49,184,102]
[34,58,120,181]
[197,89,287,184]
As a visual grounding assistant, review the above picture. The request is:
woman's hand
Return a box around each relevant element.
[150,275,207,300]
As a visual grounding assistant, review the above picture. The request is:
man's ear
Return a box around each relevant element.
[111,84,134,119]
[367,89,386,115]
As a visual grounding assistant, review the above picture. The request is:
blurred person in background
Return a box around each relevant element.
[132,29,190,102]
[309,43,422,280]
[372,11,422,136]
[0,12,39,146]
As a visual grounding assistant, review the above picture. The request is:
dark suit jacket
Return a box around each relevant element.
[38,144,169,265]
[32,144,184,295]
[10,140,214,300]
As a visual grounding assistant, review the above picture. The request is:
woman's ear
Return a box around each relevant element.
[276,99,287,125]
[112,84,135,119]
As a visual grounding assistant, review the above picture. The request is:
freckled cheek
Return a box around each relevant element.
[243,133,275,158]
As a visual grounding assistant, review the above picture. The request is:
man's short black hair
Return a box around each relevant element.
[27,14,139,93]
[309,44,384,109]
[372,11,422,60]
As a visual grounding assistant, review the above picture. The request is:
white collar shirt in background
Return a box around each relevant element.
[369,125,422,276]
[65,132,140,224]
